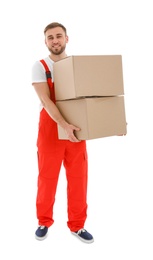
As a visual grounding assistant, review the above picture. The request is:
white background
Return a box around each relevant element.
[0,0,153,259]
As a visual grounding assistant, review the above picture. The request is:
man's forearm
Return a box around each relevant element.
[41,95,68,128]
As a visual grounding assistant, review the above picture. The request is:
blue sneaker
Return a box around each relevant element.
[35,226,48,240]
[71,228,94,243]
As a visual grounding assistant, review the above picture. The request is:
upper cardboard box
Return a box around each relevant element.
[53,55,124,101]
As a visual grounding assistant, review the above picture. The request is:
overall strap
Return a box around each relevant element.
[40,59,55,103]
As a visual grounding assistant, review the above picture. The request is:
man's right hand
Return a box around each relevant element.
[64,124,81,142]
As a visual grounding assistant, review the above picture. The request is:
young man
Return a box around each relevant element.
[31,22,94,243]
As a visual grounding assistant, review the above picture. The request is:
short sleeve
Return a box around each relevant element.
[31,60,47,84]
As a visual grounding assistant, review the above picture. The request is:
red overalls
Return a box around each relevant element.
[36,60,88,231]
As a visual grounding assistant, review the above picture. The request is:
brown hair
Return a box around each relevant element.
[44,22,67,35]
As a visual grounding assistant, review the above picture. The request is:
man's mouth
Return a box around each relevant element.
[53,45,60,48]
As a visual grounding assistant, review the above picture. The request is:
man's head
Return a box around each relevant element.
[44,22,68,56]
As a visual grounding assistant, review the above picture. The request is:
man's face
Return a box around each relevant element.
[45,27,68,55]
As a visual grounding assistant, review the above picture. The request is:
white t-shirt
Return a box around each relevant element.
[32,56,55,111]
[31,56,54,83]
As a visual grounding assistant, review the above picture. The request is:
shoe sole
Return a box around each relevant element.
[35,233,48,241]
[71,232,94,244]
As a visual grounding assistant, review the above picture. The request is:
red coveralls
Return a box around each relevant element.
[36,60,88,232]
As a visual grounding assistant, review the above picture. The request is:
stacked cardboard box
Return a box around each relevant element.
[53,55,127,140]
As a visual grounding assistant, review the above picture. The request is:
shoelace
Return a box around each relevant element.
[76,228,86,234]
[39,226,46,229]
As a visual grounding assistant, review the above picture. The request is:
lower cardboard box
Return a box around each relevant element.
[56,96,127,140]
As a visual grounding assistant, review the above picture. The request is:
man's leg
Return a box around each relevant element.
[64,141,88,232]
[36,138,67,228]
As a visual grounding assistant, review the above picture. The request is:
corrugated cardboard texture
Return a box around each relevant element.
[53,55,124,101]
[56,96,127,140]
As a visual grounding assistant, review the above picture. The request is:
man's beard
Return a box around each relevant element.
[48,44,66,55]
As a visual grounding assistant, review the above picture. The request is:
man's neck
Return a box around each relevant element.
[49,53,67,62]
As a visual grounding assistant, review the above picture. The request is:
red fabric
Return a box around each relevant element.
[36,60,88,231]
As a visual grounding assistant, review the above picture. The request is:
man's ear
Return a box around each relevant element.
[66,35,69,43]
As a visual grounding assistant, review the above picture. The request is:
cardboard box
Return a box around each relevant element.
[53,55,124,101]
[56,96,127,140]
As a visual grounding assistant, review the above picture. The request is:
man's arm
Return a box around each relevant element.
[32,82,80,142]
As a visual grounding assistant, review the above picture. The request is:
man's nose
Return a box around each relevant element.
[53,38,58,44]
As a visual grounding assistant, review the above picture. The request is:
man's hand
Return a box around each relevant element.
[64,124,81,142]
